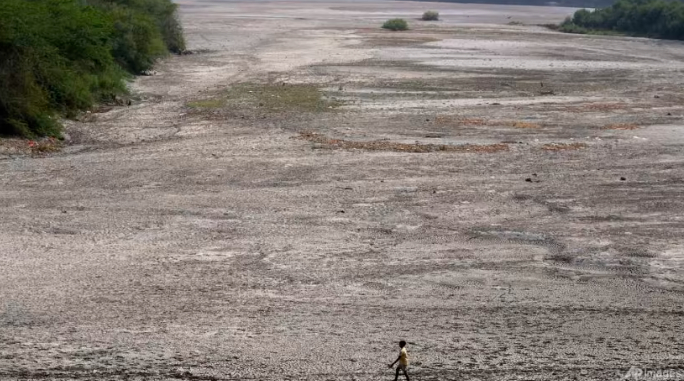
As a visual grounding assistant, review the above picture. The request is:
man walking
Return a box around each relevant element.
[388,340,410,381]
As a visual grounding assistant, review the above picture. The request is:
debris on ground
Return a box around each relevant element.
[563,103,633,113]
[602,123,639,130]
[297,132,509,153]
[505,121,540,129]
[434,116,540,128]
[1,137,62,157]
[435,116,487,126]
[540,142,587,151]
[525,173,541,183]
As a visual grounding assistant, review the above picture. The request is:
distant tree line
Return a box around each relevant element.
[412,0,617,9]
[0,0,185,137]
[560,0,684,39]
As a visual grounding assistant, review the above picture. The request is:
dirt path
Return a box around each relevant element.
[2,1,684,380]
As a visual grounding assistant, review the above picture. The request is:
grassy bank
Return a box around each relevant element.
[0,0,185,138]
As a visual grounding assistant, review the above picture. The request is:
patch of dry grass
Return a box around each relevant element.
[541,142,587,151]
[187,98,226,108]
[366,35,440,47]
[235,84,341,112]
[602,123,639,130]
[297,132,509,153]
[434,116,539,128]
[435,116,487,126]
[503,121,540,129]
[187,83,342,114]
[565,103,632,113]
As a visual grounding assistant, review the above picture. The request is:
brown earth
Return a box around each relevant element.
[2,1,684,380]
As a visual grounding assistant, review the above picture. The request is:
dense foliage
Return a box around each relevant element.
[382,18,410,31]
[560,0,684,39]
[0,0,185,137]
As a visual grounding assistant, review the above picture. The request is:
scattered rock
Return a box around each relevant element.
[654,94,661,98]
[620,177,626,181]
[525,174,540,183]
[395,186,418,193]
[424,133,443,138]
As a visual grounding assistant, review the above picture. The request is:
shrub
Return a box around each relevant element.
[0,0,126,137]
[539,23,560,30]
[422,11,439,21]
[382,18,409,31]
[558,22,589,34]
[107,5,168,74]
[544,252,575,263]
[92,0,186,54]
[88,0,187,70]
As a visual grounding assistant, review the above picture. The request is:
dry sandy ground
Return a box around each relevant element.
[2,1,684,380]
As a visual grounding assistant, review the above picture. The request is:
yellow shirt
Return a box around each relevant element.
[399,347,409,366]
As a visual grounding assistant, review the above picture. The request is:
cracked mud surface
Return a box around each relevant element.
[1,1,684,380]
